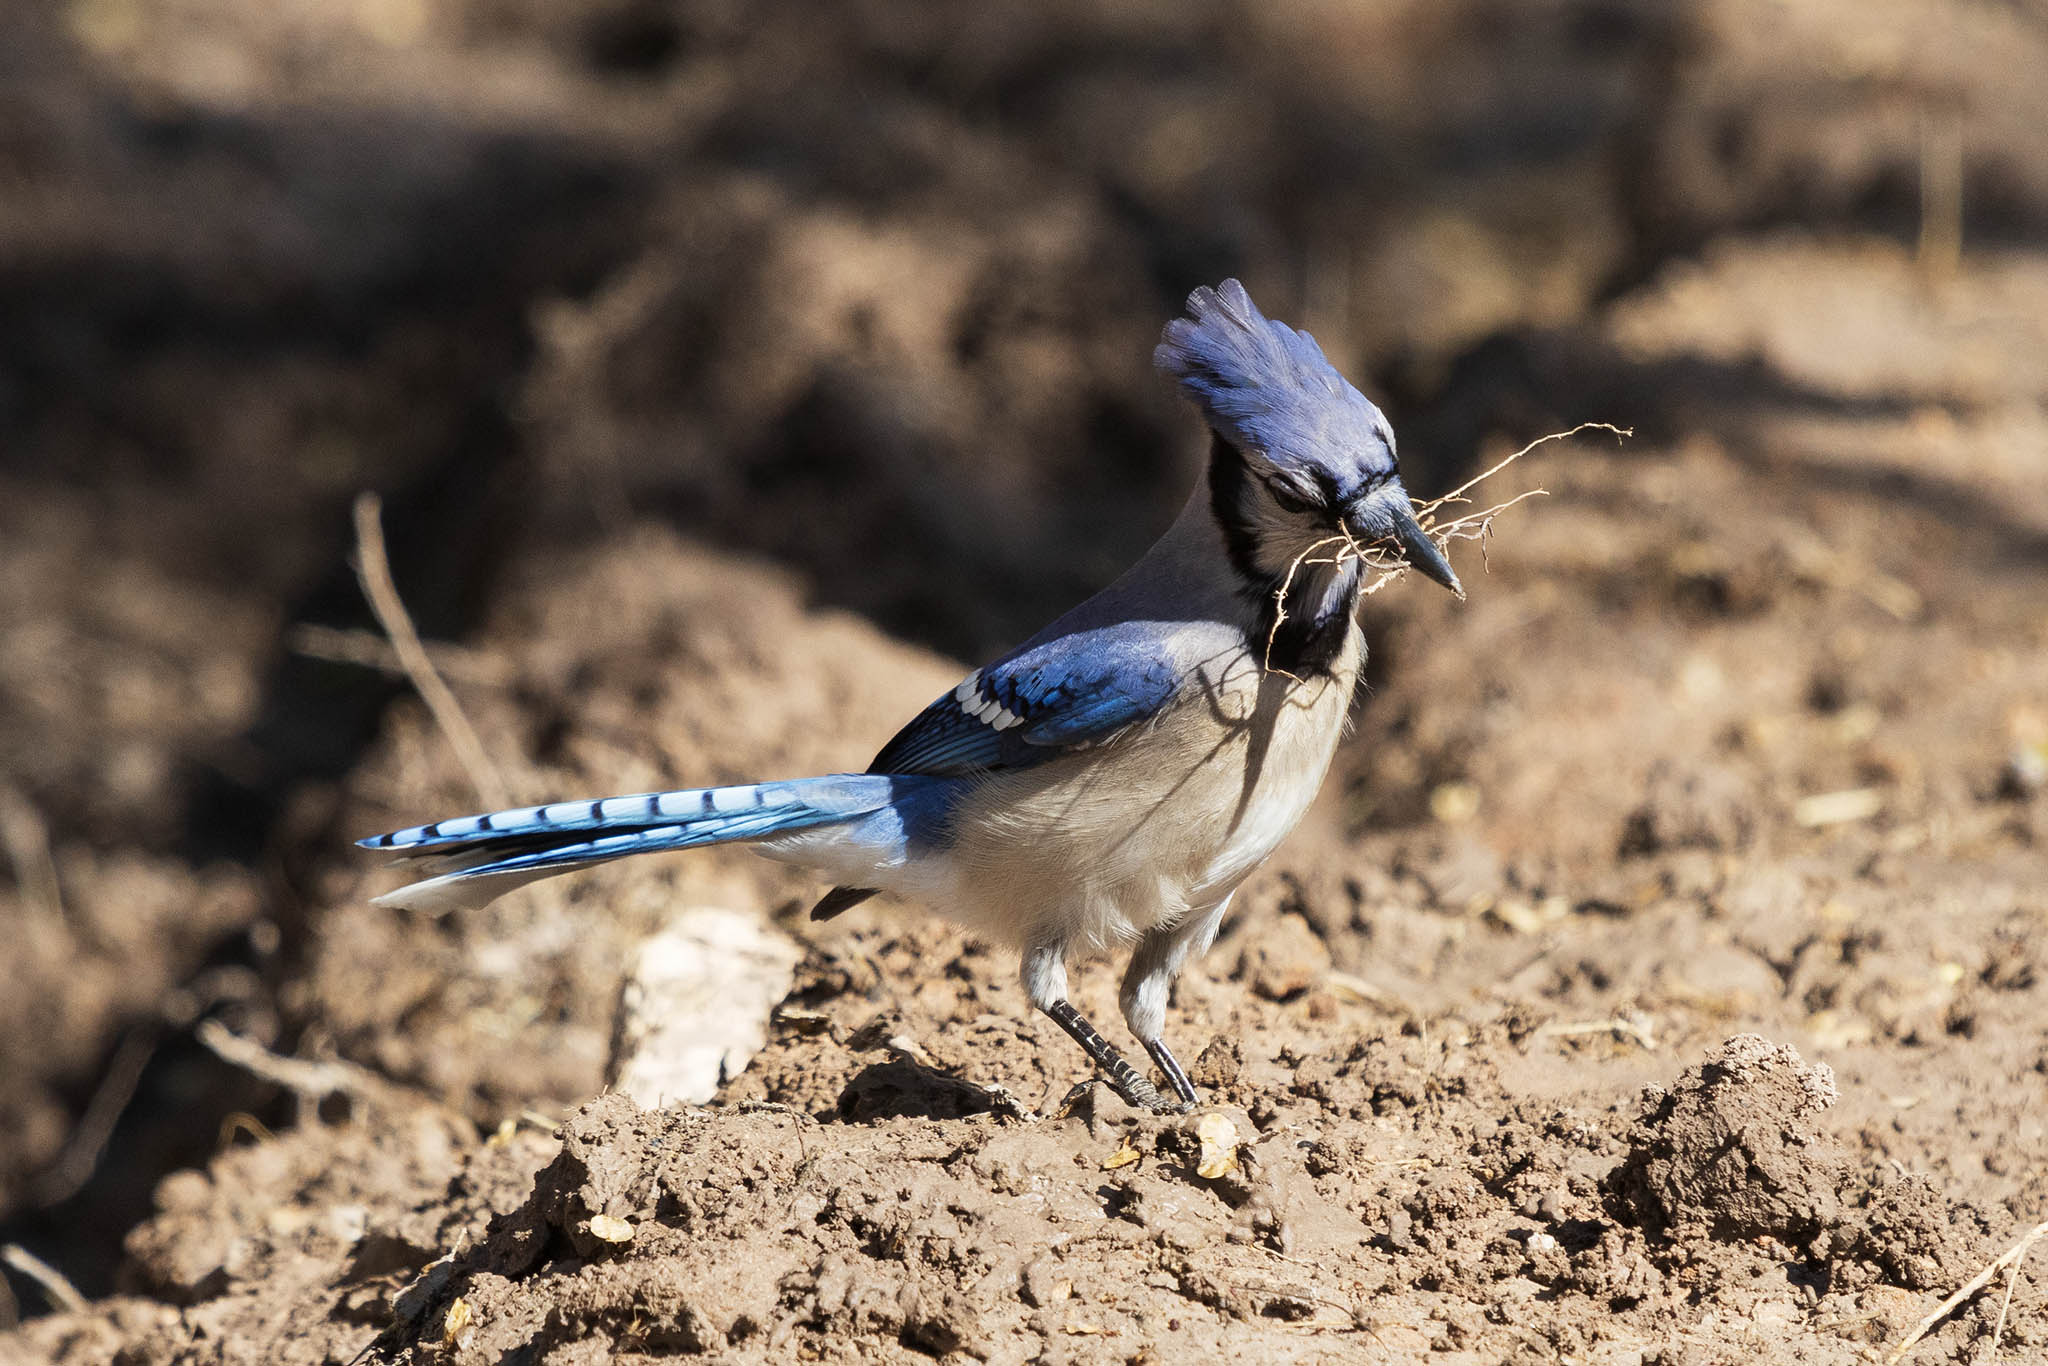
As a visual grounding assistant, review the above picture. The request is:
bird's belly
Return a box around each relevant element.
[939,633,1361,951]
[1184,644,1361,896]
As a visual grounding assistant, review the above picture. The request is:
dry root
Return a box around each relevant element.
[1262,422,1631,676]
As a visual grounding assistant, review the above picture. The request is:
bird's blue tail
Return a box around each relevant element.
[359,774,912,914]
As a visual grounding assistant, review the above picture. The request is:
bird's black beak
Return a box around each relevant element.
[1346,485,1464,599]
[1388,502,1463,598]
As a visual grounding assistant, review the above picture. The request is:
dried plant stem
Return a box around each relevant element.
[0,786,65,931]
[1984,1235,2028,1362]
[195,1019,393,1104]
[33,1026,156,1207]
[1533,1015,1659,1051]
[1418,421,1630,516]
[288,623,509,688]
[1428,485,1550,538]
[1263,533,1364,680]
[1884,1219,2048,1363]
[352,493,510,810]
[2,1242,86,1314]
[1259,423,1629,676]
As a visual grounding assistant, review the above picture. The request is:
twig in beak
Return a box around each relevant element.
[1257,423,1630,677]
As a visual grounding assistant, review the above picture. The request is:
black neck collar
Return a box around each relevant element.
[1205,434,1363,678]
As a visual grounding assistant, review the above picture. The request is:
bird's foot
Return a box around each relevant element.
[1110,1069,1169,1113]
[1060,1074,1188,1117]
[1041,1000,1204,1114]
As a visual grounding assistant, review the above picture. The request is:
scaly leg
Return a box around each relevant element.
[1023,942,1167,1111]
[1118,892,1236,1112]
[1142,1037,1199,1110]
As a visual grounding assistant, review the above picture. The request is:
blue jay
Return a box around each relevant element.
[360,280,1462,1112]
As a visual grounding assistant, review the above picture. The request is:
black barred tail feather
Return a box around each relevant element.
[359,775,907,915]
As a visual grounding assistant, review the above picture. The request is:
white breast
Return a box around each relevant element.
[927,624,1364,955]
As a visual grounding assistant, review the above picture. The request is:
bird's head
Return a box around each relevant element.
[1154,279,1461,597]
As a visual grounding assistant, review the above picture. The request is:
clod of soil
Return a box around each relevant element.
[1609,1034,1843,1247]
[1835,1173,2011,1294]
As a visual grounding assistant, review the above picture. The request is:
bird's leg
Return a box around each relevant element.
[1142,1037,1199,1110]
[1118,893,1236,1113]
[1043,1001,1167,1111]
[1023,942,1167,1111]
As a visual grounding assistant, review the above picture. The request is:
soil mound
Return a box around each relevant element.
[1611,1034,1843,1247]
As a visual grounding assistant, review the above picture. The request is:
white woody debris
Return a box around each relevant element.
[610,907,803,1108]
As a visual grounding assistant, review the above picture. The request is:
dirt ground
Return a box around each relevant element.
[4,1,2047,1362]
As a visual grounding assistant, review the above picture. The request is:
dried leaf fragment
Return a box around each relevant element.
[1102,1140,1142,1170]
[441,1296,473,1348]
[588,1213,636,1243]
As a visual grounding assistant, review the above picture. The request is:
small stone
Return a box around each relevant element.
[441,1297,473,1348]
[611,908,802,1108]
[1020,1259,1072,1308]
[1234,913,1330,1002]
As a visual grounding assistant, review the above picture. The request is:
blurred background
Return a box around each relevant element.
[4,0,2046,1321]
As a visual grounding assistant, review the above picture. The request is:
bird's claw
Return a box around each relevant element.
[1108,1072,1201,1115]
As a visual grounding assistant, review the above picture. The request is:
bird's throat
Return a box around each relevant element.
[1205,435,1363,678]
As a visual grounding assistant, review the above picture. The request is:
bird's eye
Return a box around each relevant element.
[1259,476,1320,515]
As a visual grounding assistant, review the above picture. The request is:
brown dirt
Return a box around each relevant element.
[5,0,2048,1362]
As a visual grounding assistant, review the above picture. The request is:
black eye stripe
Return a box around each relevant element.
[1249,462,1397,517]
[1342,470,1395,504]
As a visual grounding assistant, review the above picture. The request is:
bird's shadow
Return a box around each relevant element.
[834,1056,1033,1123]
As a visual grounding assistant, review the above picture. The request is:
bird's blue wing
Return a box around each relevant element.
[870,627,1185,777]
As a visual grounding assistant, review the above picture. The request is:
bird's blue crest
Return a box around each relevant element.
[1153,280,1396,497]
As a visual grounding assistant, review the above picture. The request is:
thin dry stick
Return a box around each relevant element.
[1885,1219,2048,1364]
[196,1019,395,1105]
[0,786,66,930]
[1984,1234,2028,1363]
[352,493,510,810]
[1533,1016,1659,1051]
[2,1242,86,1314]
[288,623,510,688]
[34,1026,156,1206]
